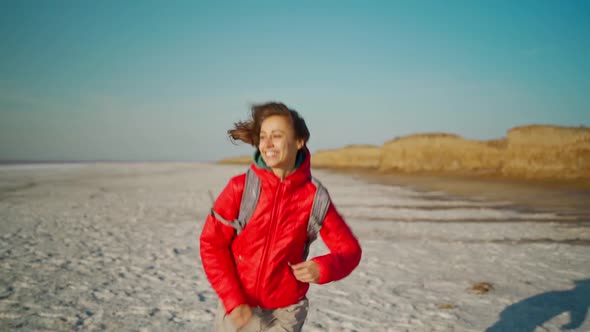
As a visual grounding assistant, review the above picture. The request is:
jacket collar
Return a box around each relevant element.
[250,147,311,187]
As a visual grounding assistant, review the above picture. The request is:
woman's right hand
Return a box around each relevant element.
[229,304,253,329]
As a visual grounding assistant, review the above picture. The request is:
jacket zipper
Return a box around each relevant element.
[254,181,284,302]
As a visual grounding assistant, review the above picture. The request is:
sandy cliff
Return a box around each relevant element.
[218,125,590,181]
[379,133,504,174]
[311,144,382,169]
[501,125,590,179]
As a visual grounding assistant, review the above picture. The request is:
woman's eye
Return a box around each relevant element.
[273,134,282,139]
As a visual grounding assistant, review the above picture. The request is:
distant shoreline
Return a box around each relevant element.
[324,167,590,218]
[0,160,212,165]
[321,165,590,190]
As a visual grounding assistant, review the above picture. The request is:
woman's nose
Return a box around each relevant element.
[261,137,273,147]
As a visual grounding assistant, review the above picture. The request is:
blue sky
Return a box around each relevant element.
[1,0,589,161]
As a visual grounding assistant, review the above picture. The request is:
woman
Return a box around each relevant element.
[200,102,362,331]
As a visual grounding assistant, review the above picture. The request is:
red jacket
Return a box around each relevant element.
[200,150,362,314]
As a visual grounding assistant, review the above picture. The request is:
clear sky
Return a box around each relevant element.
[1,0,589,162]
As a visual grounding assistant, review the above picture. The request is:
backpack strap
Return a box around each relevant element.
[237,168,261,233]
[302,177,331,260]
[209,168,261,235]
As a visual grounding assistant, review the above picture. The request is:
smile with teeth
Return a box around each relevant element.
[265,151,278,158]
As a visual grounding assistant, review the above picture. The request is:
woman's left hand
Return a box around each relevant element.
[290,261,320,283]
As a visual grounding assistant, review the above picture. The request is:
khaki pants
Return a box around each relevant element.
[214,298,308,332]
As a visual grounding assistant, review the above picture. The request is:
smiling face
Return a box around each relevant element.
[259,115,304,176]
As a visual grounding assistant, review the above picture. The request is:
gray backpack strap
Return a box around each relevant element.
[303,177,331,260]
[209,168,261,235]
[236,168,261,234]
[209,205,240,230]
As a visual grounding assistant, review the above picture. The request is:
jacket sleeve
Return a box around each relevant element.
[199,176,247,314]
[311,202,362,284]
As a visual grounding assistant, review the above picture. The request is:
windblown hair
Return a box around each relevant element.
[228,102,310,147]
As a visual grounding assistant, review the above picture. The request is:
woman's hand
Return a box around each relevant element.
[291,261,320,283]
[229,304,252,329]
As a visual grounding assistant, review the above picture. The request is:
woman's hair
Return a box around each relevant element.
[228,102,310,147]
